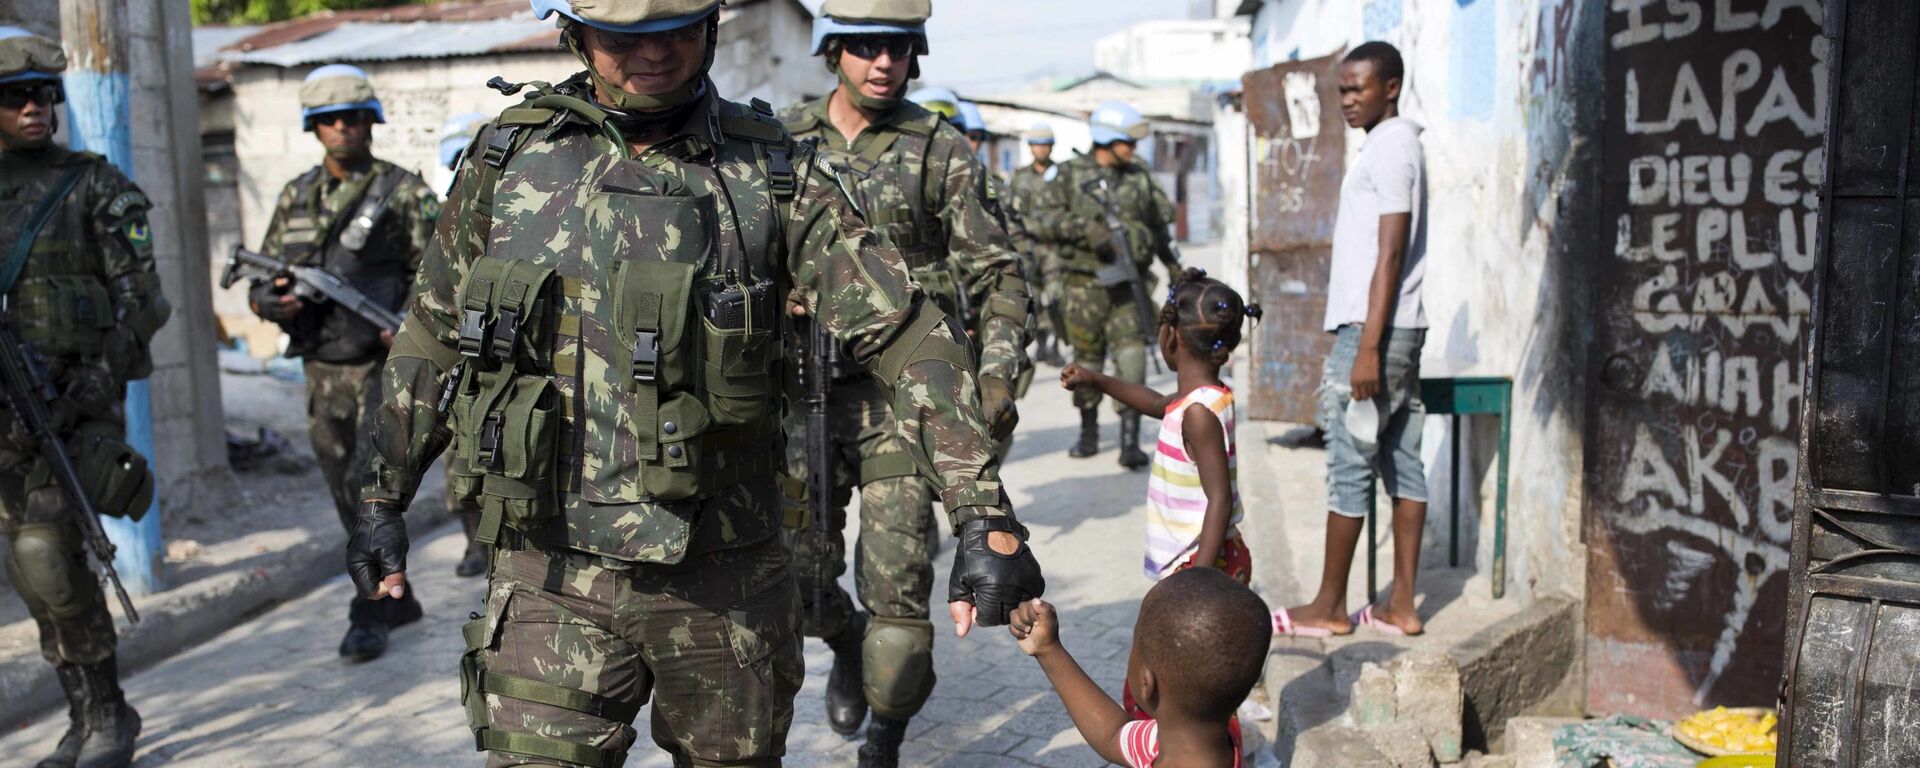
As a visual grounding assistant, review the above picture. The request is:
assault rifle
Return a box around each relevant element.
[219,245,402,333]
[0,313,139,622]
[801,317,838,625]
[1084,178,1162,373]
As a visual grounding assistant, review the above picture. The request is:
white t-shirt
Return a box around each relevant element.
[1324,116,1427,332]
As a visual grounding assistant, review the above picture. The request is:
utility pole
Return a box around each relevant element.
[58,0,163,596]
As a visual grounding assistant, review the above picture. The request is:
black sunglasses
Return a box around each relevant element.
[842,36,917,61]
[310,110,373,129]
[594,23,707,54]
[0,83,63,110]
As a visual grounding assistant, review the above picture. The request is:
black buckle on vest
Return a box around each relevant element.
[768,148,796,198]
[490,309,519,363]
[632,329,659,383]
[458,308,490,358]
[479,412,504,471]
[483,125,521,169]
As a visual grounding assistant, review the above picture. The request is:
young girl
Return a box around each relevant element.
[1062,267,1263,586]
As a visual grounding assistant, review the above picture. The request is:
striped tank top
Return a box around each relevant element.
[1144,384,1244,579]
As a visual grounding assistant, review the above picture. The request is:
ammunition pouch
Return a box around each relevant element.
[449,257,563,537]
[12,275,112,358]
[27,421,154,522]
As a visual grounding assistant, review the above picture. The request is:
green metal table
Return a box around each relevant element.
[1365,376,1513,602]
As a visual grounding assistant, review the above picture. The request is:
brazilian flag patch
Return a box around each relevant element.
[124,220,151,247]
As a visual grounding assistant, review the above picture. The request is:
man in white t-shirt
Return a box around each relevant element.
[1276,41,1431,638]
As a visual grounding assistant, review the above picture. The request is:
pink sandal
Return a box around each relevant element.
[1351,605,1422,636]
[1272,608,1340,637]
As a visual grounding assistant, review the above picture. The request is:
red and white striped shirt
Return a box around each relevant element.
[1117,719,1245,768]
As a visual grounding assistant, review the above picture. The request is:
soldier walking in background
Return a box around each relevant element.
[244,64,439,663]
[1027,100,1179,469]
[0,27,172,768]
[344,0,1044,765]
[1009,122,1066,368]
[777,2,1031,761]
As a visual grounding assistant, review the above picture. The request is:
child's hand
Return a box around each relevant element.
[1008,598,1060,656]
[1060,363,1097,391]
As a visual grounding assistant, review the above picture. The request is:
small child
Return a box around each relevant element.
[1010,569,1274,768]
[1062,268,1263,584]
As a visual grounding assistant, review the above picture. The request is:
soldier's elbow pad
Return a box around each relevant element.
[111,273,171,340]
[869,305,973,389]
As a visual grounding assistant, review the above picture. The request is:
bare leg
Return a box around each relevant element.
[1283,512,1365,633]
[1373,497,1427,634]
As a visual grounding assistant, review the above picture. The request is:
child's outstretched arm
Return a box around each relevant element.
[1182,404,1234,570]
[1009,599,1132,765]
[1060,363,1173,417]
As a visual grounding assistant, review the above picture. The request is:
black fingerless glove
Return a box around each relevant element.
[947,516,1045,627]
[346,499,409,598]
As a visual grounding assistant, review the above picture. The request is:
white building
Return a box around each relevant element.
[1093,17,1252,86]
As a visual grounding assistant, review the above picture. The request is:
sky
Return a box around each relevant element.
[797,0,1210,94]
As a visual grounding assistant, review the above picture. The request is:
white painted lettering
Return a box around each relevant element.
[1714,0,1760,32]
[1771,359,1802,431]
[1720,50,1763,141]
[1697,208,1729,261]
[1687,426,1748,526]
[1620,423,1687,505]
[1730,210,1774,269]
[1722,354,1762,417]
[1762,149,1803,205]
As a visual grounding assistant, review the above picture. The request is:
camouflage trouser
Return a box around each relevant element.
[1061,272,1148,414]
[467,538,803,767]
[779,377,940,717]
[303,358,383,534]
[0,458,118,666]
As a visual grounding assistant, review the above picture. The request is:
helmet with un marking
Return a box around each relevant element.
[909,86,960,126]
[300,64,385,130]
[0,27,65,86]
[529,0,721,33]
[812,0,930,55]
[1088,99,1147,146]
[1024,122,1054,145]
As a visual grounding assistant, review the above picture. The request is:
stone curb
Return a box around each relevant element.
[0,495,451,730]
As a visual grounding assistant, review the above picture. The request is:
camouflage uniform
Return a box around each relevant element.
[1008,160,1062,355]
[1028,155,1177,414]
[358,66,1028,767]
[775,95,1028,717]
[0,146,169,668]
[253,159,437,532]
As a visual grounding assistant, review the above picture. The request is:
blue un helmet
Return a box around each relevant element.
[957,100,986,135]
[909,86,961,127]
[811,0,931,55]
[1024,122,1055,146]
[0,26,66,87]
[1088,99,1147,146]
[438,111,490,169]
[299,64,385,130]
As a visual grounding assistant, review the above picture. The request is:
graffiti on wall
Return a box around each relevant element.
[1587,0,1825,715]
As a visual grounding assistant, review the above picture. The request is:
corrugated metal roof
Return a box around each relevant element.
[194,26,261,69]
[221,17,557,67]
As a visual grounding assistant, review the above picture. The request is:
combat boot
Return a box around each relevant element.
[824,611,869,737]
[41,657,140,768]
[340,596,391,662]
[857,716,909,768]
[1067,409,1100,458]
[1119,412,1150,470]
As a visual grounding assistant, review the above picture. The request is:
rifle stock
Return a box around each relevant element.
[0,318,138,622]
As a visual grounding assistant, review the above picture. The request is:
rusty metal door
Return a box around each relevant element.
[1780,0,1920,763]
[1242,51,1345,424]
[1584,4,1824,716]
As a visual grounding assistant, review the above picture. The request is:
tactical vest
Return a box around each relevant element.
[275,163,415,363]
[445,82,797,563]
[0,158,116,361]
[790,110,970,321]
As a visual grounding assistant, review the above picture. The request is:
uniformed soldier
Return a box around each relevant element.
[0,27,171,768]
[1027,99,1179,468]
[245,64,439,662]
[776,4,1031,763]
[437,109,497,580]
[1008,122,1066,368]
[344,1,1045,766]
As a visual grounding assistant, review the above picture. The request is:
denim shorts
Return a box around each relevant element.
[1319,325,1428,518]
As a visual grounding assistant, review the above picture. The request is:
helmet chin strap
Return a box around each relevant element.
[568,15,717,115]
[824,42,917,114]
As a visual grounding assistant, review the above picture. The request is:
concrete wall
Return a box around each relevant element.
[1238,0,1603,609]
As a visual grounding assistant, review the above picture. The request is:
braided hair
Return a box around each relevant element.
[1158,267,1263,367]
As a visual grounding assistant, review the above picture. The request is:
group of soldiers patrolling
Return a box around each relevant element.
[0,0,1181,764]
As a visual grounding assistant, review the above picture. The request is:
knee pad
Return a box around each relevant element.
[9,524,90,620]
[862,616,936,720]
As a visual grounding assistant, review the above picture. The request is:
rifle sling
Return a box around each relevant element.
[2,165,88,300]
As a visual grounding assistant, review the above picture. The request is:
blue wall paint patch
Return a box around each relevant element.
[1448,0,1496,122]
[1364,0,1404,41]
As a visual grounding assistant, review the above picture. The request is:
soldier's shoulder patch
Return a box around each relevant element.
[106,190,150,219]
[419,195,442,222]
[123,218,151,248]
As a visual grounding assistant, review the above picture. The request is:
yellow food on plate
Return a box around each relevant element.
[1676,707,1778,755]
